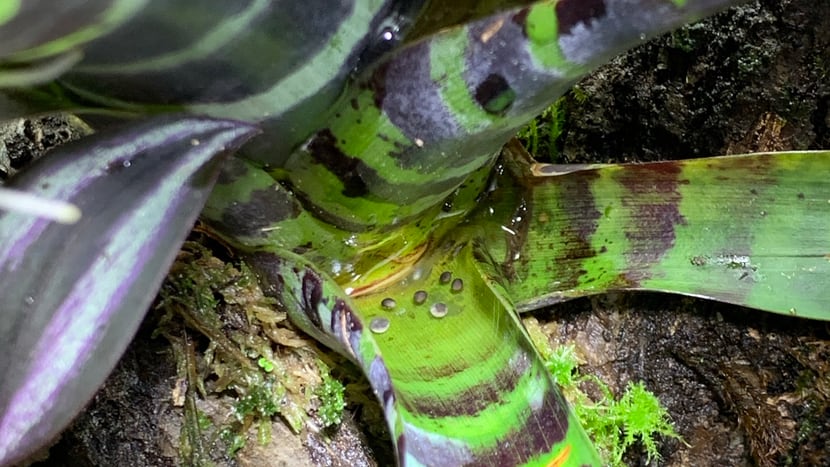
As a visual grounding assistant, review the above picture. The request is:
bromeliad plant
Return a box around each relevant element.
[0,0,828,465]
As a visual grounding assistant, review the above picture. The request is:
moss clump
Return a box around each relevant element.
[315,363,347,428]
[525,317,681,466]
[586,381,680,465]
[516,87,588,161]
[156,240,349,459]
[516,95,567,160]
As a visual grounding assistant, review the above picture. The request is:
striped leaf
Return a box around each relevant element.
[245,239,602,466]
[487,141,830,320]
[0,116,257,465]
[277,0,743,230]
[0,0,147,87]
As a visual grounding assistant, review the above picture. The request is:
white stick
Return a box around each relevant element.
[0,187,81,224]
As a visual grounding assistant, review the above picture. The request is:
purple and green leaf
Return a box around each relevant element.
[0,116,257,465]
[485,141,830,321]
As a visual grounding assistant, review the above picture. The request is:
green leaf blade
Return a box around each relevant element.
[500,149,830,320]
[246,238,602,466]
[357,243,602,466]
[640,152,830,318]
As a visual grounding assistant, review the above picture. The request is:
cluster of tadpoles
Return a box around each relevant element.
[369,270,465,334]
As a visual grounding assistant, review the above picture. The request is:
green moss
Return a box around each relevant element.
[525,317,681,466]
[316,363,347,427]
[736,43,773,76]
[571,85,589,104]
[813,54,828,81]
[516,94,568,161]
[516,85,588,161]
[220,427,247,456]
[670,28,698,53]
[157,241,349,460]
[233,376,282,419]
[609,382,680,464]
[257,357,276,373]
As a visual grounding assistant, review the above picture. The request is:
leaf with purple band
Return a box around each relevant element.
[486,141,830,321]
[0,116,257,465]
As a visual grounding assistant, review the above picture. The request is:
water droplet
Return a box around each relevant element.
[439,271,452,284]
[122,160,131,168]
[413,290,428,305]
[381,298,396,310]
[411,267,424,281]
[24,296,34,305]
[370,317,390,333]
[354,24,400,74]
[344,235,359,247]
[451,278,464,293]
[430,302,448,318]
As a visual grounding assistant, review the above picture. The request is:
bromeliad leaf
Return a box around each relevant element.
[0,116,257,465]
[487,141,830,320]
[244,237,604,465]
[0,0,421,154]
[0,0,148,87]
